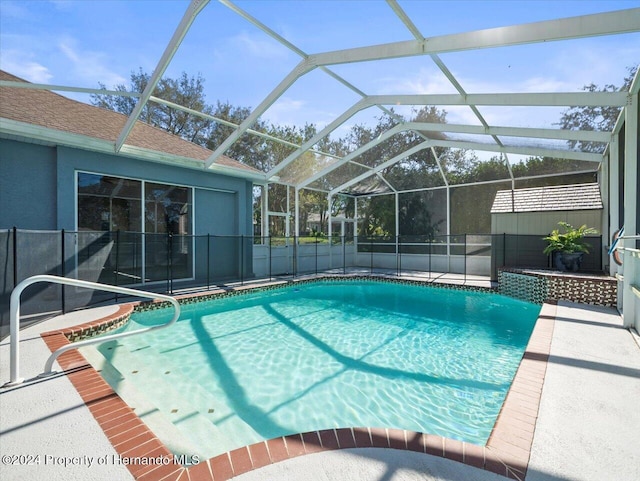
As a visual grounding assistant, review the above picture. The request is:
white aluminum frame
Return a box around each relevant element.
[2,0,638,323]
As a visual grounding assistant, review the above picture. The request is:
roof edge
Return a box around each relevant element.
[0,118,266,182]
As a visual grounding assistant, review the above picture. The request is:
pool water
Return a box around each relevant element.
[91,280,540,459]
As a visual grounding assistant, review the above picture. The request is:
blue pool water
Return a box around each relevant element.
[94,280,540,458]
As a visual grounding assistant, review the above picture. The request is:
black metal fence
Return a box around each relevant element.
[0,228,603,339]
[491,233,603,278]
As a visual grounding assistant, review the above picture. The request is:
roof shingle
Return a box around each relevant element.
[491,183,603,213]
[0,70,260,175]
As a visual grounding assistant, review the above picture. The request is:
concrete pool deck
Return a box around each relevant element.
[1,295,639,481]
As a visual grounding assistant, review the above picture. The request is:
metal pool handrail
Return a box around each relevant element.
[5,274,180,387]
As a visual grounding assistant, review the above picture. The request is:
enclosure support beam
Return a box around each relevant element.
[150,96,338,161]
[294,188,300,239]
[622,90,638,329]
[299,119,604,191]
[268,99,369,178]
[432,147,449,188]
[361,168,598,198]
[395,192,400,264]
[599,153,610,272]
[354,198,359,256]
[328,142,433,196]
[365,92,628,108]
[264,185,270,238]
[328,193,333,270]
[387,0,512,181]
[428,139,602,162]
[286,187,291,239]
[328,194,333,240]
[275,90,620,187]
[206,60,316,167]
[309,9,640,66]
[115,0,210,152]
[446,185,451,265]
[399,121,611,143]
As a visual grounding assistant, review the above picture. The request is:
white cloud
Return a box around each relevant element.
[378,67,459,95]
[550,46,629,89]
[263,97,306,125]
[443,106,481,125]
[231,31,289,60]
[58,36,127,88]
[58,39,80,63]
[0,50,53,83]
[520,77,573,93]
[364,49,625,129]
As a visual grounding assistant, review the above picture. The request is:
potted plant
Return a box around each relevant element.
[543,222,598,272]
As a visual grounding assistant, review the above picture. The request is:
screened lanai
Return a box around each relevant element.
[118,1,637,245]
[1,1,639,329]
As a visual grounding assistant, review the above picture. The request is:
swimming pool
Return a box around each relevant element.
[85,279,540,460]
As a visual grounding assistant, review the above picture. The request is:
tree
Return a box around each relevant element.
[399,191,444,238]
[511,156,595,178]
[91,69,215,145]
[558,65,637,152]
[342,106,460,235]
[205,101,272,171]
[90,66,634,239]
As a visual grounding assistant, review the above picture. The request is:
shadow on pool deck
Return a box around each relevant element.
[1,291,638,481]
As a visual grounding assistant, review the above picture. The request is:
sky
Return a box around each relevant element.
[1,0,639,145]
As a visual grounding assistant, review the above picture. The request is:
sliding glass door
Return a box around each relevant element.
[77,172,193,284]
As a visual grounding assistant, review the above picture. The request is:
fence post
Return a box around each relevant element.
[428,237,432,280]
[502,233,506,268]
[397,235,401,278]
[343,235,346,275]
[207,233,210,290]
[370,238,373,275]
[293,237,297,279]
[240,235,244,286]
[114,230,120,302]
[267,236,271,281]
[167,233,173,294]
[12,227,17,288]
[135,233,139,284]
[61,229,66,314]
[464,233,467,283]
[315,237,318,276]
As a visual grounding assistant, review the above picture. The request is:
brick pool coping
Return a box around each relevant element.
[40,279,556,481]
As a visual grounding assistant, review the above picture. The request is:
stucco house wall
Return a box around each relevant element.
[0,139,253,236]
[0,69,263,327]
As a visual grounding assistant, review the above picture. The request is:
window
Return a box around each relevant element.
[77,172,193,283]
[143,182,192,281]
[77,174,141,231]
[144,182,191,235]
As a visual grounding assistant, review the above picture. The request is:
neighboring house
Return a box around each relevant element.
[306,212,351,235]
[0,70,263,288]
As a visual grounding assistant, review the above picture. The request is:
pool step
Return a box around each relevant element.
[87,340,234,458]
[79,345,207,459]
[124,339,265,451]
[143,343,265,451]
